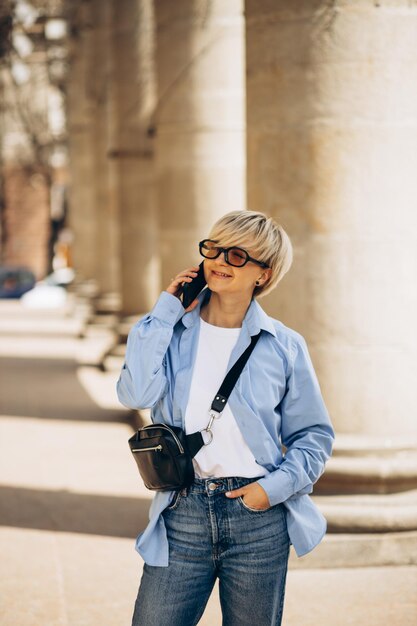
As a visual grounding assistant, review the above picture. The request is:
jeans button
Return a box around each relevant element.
[208,482,217,491]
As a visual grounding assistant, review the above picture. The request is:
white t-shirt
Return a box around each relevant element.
[184,315,266,479]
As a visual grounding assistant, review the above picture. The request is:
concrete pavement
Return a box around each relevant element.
[0,295,416,625]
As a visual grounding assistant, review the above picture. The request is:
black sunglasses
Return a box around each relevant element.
[199,239,269,269]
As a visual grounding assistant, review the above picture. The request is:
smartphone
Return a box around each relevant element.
[181,261,207,309]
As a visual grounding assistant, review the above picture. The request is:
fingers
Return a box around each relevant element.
[225,484,270,509]
[225,484,255,497]
[170,266,200,282]
[225,488,245,498]
[167,266,200,295]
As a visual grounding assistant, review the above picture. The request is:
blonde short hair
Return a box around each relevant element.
[207,210,293,299]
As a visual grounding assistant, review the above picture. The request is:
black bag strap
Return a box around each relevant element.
[185,332,261,457]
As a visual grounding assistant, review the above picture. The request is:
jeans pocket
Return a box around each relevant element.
[165,489,183,511]
[237,495,272,513]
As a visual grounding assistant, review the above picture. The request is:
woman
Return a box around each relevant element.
[117,210,335,626]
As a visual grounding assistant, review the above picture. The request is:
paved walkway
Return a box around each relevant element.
[0,297,416,625]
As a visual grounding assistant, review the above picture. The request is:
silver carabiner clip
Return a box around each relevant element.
[200,428,214,446]
[200,409,222,446]
[206,410,220,432]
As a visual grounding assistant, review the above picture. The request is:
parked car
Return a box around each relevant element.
[0,266,36,298]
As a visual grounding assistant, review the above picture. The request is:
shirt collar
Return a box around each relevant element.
[181,287,277,338]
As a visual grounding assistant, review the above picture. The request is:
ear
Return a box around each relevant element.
[259,268,272,285]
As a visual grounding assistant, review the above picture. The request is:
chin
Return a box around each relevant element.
[207,282,237,298]
[207,281,226,292]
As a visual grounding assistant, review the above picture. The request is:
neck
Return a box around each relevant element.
[200,291,252,328]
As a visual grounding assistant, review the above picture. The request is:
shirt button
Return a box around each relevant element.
[208,482,217,491]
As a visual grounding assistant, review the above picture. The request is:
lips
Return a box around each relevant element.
[212,270,232,278]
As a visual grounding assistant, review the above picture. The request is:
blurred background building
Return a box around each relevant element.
[0,0,68,281]
[1,0,416,582]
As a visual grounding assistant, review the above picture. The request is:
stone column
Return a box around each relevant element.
[88,0,120,295]
[110,0,159,315]
[154,0,246,287]
[246,0,417,539]
[65,2,98,280]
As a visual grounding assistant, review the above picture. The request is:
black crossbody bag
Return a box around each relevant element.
[128,332,261,491]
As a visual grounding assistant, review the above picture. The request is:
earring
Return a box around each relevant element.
[255,280,260,286]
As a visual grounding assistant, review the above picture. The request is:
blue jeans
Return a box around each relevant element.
[132,476,290,626]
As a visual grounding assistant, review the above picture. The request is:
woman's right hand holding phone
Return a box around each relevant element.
[166,265,201,313]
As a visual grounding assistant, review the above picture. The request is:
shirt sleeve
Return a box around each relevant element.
[257,334,335,507]
[116,291,185,409]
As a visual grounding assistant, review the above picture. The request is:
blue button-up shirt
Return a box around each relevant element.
[116,287,335,566]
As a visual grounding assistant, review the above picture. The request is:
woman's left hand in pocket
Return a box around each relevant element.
[225,482,271,510]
